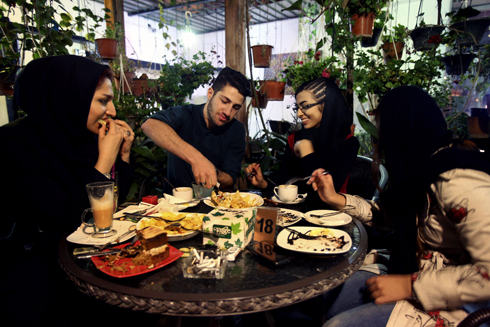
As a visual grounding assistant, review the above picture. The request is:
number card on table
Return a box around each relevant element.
[253,207,278,244]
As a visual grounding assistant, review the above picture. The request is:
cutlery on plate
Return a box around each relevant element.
[174,196,210,205]
[281,226,323,240]
[74,249,122,259]
[285,171,330,186]
[165,222,220,237]
[97,225,137,250]
[309,205,354,218]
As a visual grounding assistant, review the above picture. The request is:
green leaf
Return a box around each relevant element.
[231,222,242,235]
[356,112,378,139]
[212,211,225,217]
[224,241,233,249]
[282,0,303,12]
[235,238,243,248]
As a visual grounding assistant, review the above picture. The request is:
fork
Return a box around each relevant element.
[281,226,323,240]
[309,205,355,218]
[284,171,330,185]
[123,212,185,223]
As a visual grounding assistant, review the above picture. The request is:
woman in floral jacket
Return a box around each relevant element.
[308,86,490,327]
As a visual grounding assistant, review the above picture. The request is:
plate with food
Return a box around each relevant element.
[276,227,352,254]
[277,208,304,227]
[92,226,183,278]
[304,210,352,227]
[136,212,205,242]
[204,190,264,209]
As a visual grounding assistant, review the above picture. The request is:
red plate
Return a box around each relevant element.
[92,241,183,278]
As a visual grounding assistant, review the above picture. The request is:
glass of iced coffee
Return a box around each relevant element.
[81,181,117,238]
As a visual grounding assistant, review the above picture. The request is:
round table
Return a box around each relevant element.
[59,202,367,317]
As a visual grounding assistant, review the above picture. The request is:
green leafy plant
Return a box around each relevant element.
[381,24,408,43]
[344,0,386,16]
[158,51,216,106]
[283,51,345,90]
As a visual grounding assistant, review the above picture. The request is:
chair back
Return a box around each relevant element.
[346,155,388,201]
[139,167,167,201]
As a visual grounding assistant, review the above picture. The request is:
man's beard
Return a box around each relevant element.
[206,96,218,129]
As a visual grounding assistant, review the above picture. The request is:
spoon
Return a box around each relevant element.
[285,171,330,185]
[98,225,137,250]
[165,222,220,237]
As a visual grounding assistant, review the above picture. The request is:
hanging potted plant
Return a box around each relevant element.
[361,12,388,48]
[113,53,137,94]
[251,44,273,68]
[381,24,408,63]
[251,79,268,109]
[441,53,475,75]
[264,80,286,101]
[282,51,345,91]
[345,0,386,37]
[447,6,490,47]
[410,21,446,51]
[96,23,121,60]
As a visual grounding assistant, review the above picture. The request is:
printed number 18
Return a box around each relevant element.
[257,218,274,234]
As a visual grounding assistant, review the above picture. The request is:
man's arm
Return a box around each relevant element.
[217,169,233,189]
[141,118,218,188]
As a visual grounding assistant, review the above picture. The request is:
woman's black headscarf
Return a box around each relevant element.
[14,55,109,163]
[295,77,353,170]
[377,86,490,274]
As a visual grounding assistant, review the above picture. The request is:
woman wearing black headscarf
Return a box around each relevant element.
[245,77,359,208]
[309,86,490,327]
[0,55,134,326]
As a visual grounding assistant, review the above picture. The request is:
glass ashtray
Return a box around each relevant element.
[182,248,227,279]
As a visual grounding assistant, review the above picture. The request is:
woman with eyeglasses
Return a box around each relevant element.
[245,77,359,208]
[308,86,490,327]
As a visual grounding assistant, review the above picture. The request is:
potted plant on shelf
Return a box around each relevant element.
[251,44,274,68]
[361,11,390,48]
[381,24,408,63]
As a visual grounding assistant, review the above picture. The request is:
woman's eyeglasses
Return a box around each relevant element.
[292,102,322,113]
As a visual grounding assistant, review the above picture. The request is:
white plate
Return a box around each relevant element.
[136,216,201,242]
[204,192,264,209]
[276,226,352,254]
[67,220,136,245]
[271,194,307,205]
[277,208,304,227]
[304,210,352,227]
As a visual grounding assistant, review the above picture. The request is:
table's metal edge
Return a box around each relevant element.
[59,219,368,315]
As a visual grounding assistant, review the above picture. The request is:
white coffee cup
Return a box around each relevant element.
[274,185,298,202]
[172,187,193,201]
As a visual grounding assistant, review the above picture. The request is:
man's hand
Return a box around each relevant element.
[192,156,217,189]
[366,274,413,305]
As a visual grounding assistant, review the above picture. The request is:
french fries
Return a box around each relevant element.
[210,190,256,208]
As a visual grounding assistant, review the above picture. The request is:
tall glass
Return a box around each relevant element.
[81,181,117,238]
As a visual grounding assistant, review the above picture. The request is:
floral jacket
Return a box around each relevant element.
[343,169,490,327]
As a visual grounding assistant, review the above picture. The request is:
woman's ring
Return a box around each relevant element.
[126,130,131,137]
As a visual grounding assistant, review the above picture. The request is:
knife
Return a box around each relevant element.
[74,249,122,259]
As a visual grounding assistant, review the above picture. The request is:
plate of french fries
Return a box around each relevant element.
[204,190,264,209]
[136,212,205,242]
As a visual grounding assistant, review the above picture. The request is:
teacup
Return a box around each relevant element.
[192,182,214,199]
[81,181,117,238]
[172,187,193,201]
[274,185,298,202]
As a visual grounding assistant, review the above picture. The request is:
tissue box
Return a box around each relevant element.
[203,208,256,249]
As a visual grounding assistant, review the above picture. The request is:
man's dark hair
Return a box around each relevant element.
[211,67,251,99]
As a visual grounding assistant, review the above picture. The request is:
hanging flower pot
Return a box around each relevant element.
[268,120,291,134]
[251,45,273,68]
[441,53,475,75]
[252,83,268,109]
[410,25,445,51]
[382,41,405,63]
[450,18,490,47]
[95,38,118,60]
[351,13,376,37]
[361,27,382,47]
[114,72,136,94]
[0,65,19,96]
[264,81,286,101]
[132,78,149,97]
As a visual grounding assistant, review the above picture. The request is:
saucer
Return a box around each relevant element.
[271,194,307,204]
